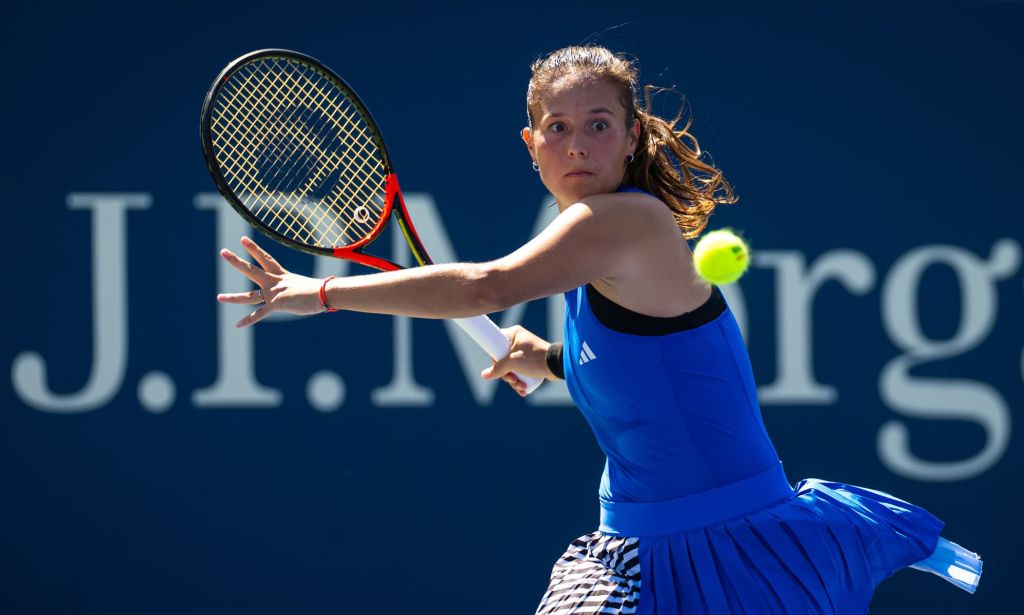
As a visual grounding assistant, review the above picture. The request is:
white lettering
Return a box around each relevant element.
[757,250,875,404]
[192,194,284,407]
[878,240,1019,481]
[12,193,149,412]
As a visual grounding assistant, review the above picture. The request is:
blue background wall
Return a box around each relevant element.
[1,1,1020,612]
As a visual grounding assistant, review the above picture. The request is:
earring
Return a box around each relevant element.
[626,154,635,164]
[532,161,540,172]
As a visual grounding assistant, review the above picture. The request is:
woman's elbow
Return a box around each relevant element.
[466,263,523,314]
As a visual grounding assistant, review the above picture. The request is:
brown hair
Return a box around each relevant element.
[526,46,736,239]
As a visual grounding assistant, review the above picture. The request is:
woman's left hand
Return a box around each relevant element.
[216,236,325,328]
[480,325,556,397]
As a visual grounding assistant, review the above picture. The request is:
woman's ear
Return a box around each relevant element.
[628,117,641,153]
[521,127,537,163]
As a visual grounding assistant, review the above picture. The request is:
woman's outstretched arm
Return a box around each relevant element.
[217,191,668,328]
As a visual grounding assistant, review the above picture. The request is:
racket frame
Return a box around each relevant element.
[199,48,429,272]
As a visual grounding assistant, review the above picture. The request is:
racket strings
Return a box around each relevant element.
[214,74,338,243]
[267,63,388,240]
[232,70,350,240]
[215,67,330,238]
[216,69,329,242]
[248,61,382,205]
[265,61,390,239]
[216,61,379,245]
[221,60,383,242]
[210,56,388,248]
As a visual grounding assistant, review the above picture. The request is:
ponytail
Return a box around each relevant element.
[626,87,736,239]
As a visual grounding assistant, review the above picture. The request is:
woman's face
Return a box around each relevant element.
[525,79,639,207]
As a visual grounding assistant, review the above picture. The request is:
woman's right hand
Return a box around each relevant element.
[481,325,558,397]
[216,236,326,327]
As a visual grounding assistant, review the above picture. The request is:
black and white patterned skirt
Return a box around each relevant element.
[535,531,641,615]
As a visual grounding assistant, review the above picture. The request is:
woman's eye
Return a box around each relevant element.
[549,122,566,133]
[592,120,609,131]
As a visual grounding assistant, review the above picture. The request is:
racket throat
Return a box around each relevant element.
[331,247,402,271]
[386,174,432,267]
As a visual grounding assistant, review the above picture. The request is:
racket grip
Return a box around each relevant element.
[454,315,544,395]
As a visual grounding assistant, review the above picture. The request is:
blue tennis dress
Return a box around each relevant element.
[534,282,982,615]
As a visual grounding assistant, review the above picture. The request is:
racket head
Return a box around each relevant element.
[200,49,397,258]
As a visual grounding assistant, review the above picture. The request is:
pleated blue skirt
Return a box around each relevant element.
[535,462,982,615]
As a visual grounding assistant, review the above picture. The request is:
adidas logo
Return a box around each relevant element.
[578,341,598,365]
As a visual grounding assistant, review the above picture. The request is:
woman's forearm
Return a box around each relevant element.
[323,261,505,318]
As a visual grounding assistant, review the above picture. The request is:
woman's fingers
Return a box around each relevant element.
[487,366,525,396]
[481,356,527,396]
[217,289,265,305]
[220,248,269,285]
[235,305,273,328]
[481,356,507,379]
[216,240,300,327]
[241,236,286,275]
[503,373,526,396]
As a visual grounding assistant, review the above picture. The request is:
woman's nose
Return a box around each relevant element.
[565,132,589,157]
[568,139,587,158]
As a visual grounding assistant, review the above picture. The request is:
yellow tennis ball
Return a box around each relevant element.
[693,229,750,285]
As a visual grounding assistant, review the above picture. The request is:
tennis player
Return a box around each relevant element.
[218,46,982,614]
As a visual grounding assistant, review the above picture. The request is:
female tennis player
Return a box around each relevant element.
[217,46,982,613]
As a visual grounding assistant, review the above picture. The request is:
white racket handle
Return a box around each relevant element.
[453,315,544,395]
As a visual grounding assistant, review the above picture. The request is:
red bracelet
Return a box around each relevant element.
[319,276,339,313]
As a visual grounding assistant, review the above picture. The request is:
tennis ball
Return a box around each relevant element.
[692,229,750,285]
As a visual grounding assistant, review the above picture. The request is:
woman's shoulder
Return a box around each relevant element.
[573,188,674,226]
[581,188,703,316]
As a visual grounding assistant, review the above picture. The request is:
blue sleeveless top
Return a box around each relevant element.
[562,283,781,505]
[562,185,781,507]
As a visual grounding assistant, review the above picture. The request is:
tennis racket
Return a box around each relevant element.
[200,49,542,395]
